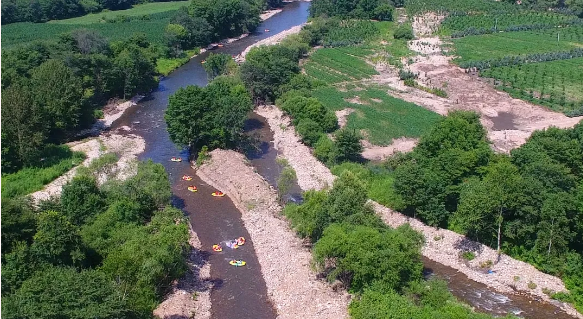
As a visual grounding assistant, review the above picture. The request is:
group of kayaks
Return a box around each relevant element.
[213,237,247,267]
[173,159,225,196]
[173,157,243,267]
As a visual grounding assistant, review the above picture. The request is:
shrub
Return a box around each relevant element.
[334,129,363,163]
[528,281,537,289]
[394,24,414,40]
[462,251,475,261]
[296,119,325,146]
[314,135,338,166]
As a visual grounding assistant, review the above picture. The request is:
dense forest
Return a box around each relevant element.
[1,0,272,174]
[1,161,190,318]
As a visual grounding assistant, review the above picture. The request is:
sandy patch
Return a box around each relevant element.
[154,225,212,319]
[196,149,350,319]
[255,105,336,190]
[257,103,582,318]
[237,24,305,62]
[261,9,282,21]
[368,17,583,153]
[412,12,447,37]
[361,137,418,161]
[30,133,145,203]
[343,96,369,105]
[335,108,355,128]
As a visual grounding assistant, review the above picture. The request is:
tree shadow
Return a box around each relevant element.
[453,236,484,255]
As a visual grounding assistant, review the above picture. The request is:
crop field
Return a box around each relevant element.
[479,57,583,114]
[304,48,378,84]
[312,86,442,145]
[439,12,583,37]
[405,0,517,15]
[48,1,188,24]
[2,11,173,49]
[452,26,583,63]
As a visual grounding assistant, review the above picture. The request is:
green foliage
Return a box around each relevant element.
[310,0,395,20]
[189,0,260,39]
[203,53,237,79]
[61,175,106,225]
[1,145,85,197]
[240,44,300,103]
[278,92,338,133]
[165,76,253,149]
[462,251,476,260]
[1,198,37,255]
[2,266,129,319]
[296,119,325,146]
[30,211,86,267]
[394,23,414,40]
[334,128,363,163]
[394,111,492,227]
[314,223,424,293]
[314,135,338,166]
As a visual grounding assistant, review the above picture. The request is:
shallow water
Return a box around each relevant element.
[110,2,576,317]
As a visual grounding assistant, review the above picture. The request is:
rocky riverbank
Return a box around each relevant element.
[195,149,350,319]
[256,103,583,318]
[237,24,305,62]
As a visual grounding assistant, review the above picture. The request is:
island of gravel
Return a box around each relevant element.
[256,104,583,319]
[194,149,350,319]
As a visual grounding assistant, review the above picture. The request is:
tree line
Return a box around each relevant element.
[1,0,275,174]
[1,161,190,318]
[389,111,583,311]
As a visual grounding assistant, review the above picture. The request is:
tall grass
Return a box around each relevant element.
[1,145,86,199]
[313,86,442,145]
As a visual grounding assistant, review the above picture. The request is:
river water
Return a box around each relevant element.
[111,2,576,318]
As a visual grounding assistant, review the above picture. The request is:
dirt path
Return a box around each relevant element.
[361,137,418,161]
[371,12,582,153]
[258,102,583,318]
[196,149,350,319]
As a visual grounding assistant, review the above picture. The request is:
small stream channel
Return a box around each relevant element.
[110,2,576,317]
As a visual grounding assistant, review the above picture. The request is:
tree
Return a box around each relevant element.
[453,160,521,254]
[240,45,300,103]
[334,128,363,163]
[203,53,237,80]
[2,267,129,319]
[165,76,253,149]
[296,118,325,146]
[567,0,583,17]
[165,23,188,56]
[189,0,260,39]
[31,59,85,139]
[171,7,213,47]
[30,211,86,267]
[1,83,47,170]
[60,29,109,55]
[1,198,37,255]
[374,3,393,21]
[61,175,106,225]
[113,45,157,99]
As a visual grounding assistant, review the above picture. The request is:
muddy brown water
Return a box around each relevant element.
[109,2,576,317]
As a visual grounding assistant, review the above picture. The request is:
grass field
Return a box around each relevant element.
[1,4,185,49]
[480,57,583,113]
[405,0,518,15]
[312,86,442,145]
[1,145,85,199]
[48,1,188,24]
[452,26,583,63]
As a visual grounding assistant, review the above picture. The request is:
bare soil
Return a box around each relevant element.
[335,108,355,128]
[196,149,350,319]
[361,137,418,161]
[369,13,583,153]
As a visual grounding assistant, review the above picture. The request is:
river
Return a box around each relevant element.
[111,2,576,318]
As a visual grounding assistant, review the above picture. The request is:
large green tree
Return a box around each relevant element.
[240,45,300,103]
[189,0,260,39]
[165,76,253,149]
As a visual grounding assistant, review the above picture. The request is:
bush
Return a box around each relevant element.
[334,129,363,163]
[462,251,476,261]
[394,24,414,40]
[314,135,338,166]
[296,119,325,146]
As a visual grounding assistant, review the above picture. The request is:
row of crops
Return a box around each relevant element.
[304,48,378,84]
[1,11,174,49]
[479,58,583,115]
[439,12,583,38]
[404,0,518,16]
